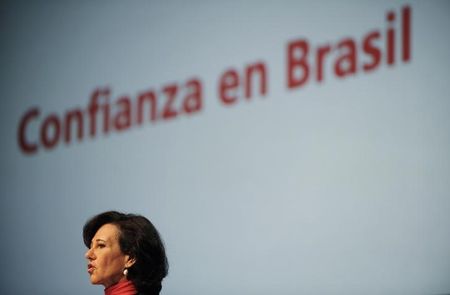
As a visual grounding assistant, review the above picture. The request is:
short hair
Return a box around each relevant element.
[83,211,169,295]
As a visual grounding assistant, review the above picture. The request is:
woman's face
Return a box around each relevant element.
[85,223,133,288]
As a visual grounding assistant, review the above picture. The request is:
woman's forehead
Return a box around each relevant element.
[93,223,120,241]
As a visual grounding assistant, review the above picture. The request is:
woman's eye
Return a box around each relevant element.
[97,244,105,248]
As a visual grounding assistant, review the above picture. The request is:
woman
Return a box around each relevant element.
[83,211,169,295]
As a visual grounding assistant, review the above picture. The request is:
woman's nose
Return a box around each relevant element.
[85,248,94,260]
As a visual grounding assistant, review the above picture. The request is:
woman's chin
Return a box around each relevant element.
[89,275,101,285]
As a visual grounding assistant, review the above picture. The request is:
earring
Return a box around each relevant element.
[123,268,128,276]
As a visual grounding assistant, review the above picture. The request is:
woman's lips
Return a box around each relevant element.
[87,264,95,274]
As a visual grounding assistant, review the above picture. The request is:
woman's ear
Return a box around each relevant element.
[124,255,136,268]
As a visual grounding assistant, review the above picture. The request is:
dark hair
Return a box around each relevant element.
[83,211,169,295]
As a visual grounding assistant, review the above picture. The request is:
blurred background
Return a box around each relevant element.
[1,1,450,294]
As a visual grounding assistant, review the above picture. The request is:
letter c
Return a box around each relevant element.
[18,107,40,154]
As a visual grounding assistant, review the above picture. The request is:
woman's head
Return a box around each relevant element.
[83,211,169,294]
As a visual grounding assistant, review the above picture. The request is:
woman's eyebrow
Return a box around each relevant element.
[90,238,107,247]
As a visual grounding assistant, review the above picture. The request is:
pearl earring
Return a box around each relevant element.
[123,268,128,276]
